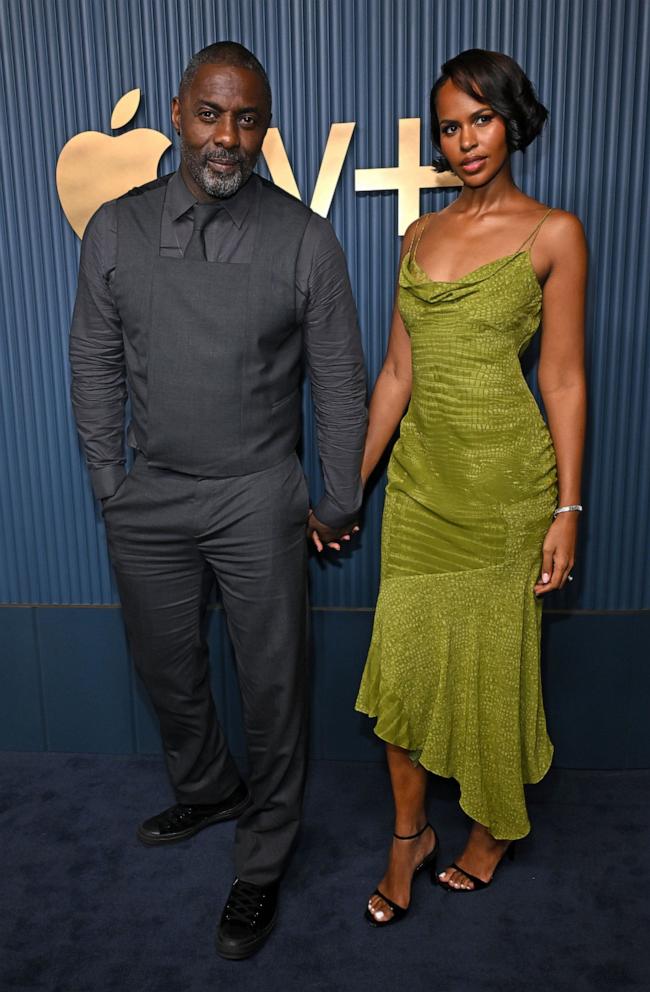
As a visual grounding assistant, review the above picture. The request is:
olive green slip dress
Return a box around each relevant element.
[356,210,558,839]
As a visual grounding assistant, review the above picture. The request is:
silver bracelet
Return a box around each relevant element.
[553,504,583,519]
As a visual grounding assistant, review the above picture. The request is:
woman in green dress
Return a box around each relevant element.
[355,50,587,925]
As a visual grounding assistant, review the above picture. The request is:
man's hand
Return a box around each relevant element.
[307,510,359,552]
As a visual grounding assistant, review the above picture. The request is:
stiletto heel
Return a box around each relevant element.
[365,822,439,927]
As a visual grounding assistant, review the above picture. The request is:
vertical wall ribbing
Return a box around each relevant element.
[0,0,648,609]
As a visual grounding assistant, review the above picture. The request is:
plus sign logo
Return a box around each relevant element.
[263,118,461,234]
[355,119,460,233]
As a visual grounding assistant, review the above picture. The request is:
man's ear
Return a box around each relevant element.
[171,96,181,135]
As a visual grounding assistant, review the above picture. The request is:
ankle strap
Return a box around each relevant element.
[393,822,431,841]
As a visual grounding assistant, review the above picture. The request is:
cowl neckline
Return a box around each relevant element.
[400,249,542,304]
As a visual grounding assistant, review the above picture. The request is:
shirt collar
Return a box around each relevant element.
[166,169,259,229]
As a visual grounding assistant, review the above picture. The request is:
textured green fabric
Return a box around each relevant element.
[356,226,558,839]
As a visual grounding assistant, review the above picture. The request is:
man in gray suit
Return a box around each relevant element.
[69,41,366,959]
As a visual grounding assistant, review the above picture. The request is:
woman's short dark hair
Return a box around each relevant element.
[430,49,548,173]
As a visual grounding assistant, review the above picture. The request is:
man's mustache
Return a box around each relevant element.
[203,151,244,165]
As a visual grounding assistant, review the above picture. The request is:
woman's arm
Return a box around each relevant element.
[360,230,416,486]
[534,212,588,595]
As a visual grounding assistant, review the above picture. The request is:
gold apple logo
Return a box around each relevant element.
[56,89,172,238]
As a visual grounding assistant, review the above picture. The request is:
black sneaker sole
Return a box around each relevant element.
[136,794,251,846]
[215,910,278,960]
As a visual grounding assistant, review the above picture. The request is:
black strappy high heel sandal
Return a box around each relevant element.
[437,841,516,892]
[365,822,439,927]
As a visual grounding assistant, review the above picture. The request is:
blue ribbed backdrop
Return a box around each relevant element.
[1,0,649,609]
[1,0,649,764]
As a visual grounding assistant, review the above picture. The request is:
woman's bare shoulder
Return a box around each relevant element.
[400,218,421,258]
[547,208,585,236]
[530,205,588,284]
[400,212,438,255]
[407,205,454,237]
[539,208,587,257]
[522,197,585,236]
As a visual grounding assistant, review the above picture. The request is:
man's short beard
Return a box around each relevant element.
[181,139,257,198]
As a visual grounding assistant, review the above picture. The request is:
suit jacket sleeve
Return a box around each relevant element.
[68,203,128,501]
[300,214,368,530]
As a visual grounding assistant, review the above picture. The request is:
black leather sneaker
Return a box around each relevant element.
[215,878,279,960]
[137,782,250,845]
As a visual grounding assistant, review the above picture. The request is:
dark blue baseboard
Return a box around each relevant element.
[1,606,648,768]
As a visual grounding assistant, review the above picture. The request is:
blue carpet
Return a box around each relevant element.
[1,753,649,991]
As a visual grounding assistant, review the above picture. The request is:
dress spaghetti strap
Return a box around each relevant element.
[516,208,553,253]
[407,214,432,264]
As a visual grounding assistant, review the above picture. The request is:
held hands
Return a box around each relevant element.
[534,513,578,595]
[307,510,360,553]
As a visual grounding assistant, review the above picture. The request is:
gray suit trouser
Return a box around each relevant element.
[102,451,310,885]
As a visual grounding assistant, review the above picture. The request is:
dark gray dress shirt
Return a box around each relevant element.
[69,170,367,528]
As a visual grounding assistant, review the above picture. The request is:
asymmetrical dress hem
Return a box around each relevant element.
[357,713,554,841]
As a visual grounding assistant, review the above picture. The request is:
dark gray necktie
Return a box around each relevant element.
[184,202,221,260]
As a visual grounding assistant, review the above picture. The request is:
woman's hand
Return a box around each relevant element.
[533,513,579,595]
[307,510,359,552]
